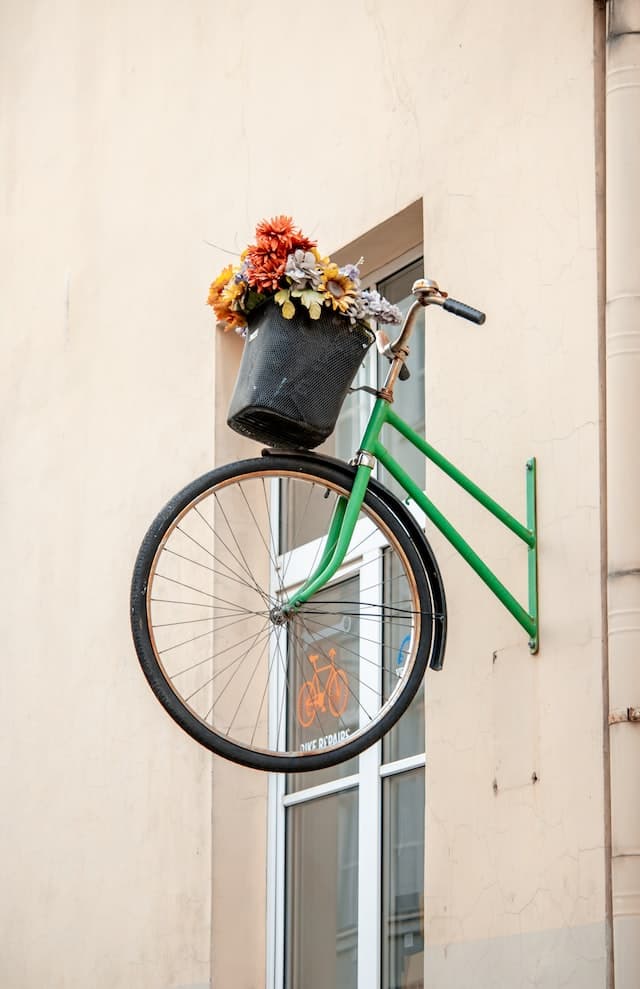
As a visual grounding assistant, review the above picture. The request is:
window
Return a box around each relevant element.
[323,253,426,500]
[382,770,425,989]
[286,790,359,989]
[267,248,426,989]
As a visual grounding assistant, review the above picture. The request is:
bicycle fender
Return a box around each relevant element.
[261,447,447,669]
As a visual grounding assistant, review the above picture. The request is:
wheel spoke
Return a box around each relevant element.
[132,461,444,771]
[294,613,413,678]
[209,496,272,606]
[191,625,271,708]
[176,523,265,593]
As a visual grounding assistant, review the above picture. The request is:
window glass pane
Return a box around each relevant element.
[279,476,338,554]
[382,549,425,764]
[382,769,425,989]
[287,790,358,989]
[287,576,359,793]
[277,364,368,551]
[377,259,426,500]
[333,362,371,463]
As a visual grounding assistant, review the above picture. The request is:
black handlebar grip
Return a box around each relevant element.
[443,298,486,325]
[399,364,411,381]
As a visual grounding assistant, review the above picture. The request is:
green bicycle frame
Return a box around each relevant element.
[288,396,539,654]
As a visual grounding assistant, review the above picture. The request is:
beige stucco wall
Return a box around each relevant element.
[1,0,609,987]
[1,3,216,987]
[211,2,608,987]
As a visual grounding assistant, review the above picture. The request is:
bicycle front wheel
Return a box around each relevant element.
[130,455,444,772]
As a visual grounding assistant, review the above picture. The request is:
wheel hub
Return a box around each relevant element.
[269,605,290,626]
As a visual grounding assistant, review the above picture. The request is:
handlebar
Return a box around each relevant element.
[375,278,486,383]
[442,297,486,324]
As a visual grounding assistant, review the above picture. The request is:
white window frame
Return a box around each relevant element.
[266,248,427,989]
[335,246,425,474]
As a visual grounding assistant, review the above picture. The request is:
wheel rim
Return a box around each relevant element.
[143,467,432,765]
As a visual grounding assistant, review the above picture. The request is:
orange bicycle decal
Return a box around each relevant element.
[296,648,350,728]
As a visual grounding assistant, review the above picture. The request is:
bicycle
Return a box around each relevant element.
[130,278,538,774]
[296,649,349,729]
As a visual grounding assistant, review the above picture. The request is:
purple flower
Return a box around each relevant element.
[360,289,403,325]
[339,263,362,285]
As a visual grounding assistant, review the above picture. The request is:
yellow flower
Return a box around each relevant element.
[207,264,234,308]
[319,263,357,314]
[282,299,295,319]
[207,264,249,330]
[221,279,245,306]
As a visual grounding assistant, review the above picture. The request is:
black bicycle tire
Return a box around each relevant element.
[130,455,446,773]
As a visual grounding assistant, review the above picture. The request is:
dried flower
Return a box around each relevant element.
[255,215,316,254]
[207,264,234,309]
[340,261,362,286]
[285,250,323,291]
[207,218,402,331]
[245,216,317,292]
[319,263,358,314]
[245,244,288,292]
[360,289,403,325]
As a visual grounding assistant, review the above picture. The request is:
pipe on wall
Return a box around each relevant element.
[606,1,640,985]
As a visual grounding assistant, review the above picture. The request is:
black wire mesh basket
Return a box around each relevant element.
[227,302,374,449]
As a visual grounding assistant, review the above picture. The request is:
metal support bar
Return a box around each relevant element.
[282,392,540,652]
[386,406,534,547]
[526,458,539,653]
[373,443,538,645]
[361,399,539,652]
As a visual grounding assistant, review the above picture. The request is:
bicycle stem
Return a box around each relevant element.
[376,280,447,402]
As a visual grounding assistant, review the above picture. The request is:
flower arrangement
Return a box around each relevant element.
[207,215,403,335]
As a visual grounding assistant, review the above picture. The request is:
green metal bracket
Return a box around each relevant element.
[285,390,540,652]
[526,457,539,654]
[365,403,540,653]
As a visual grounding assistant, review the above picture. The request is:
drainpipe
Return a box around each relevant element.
[606,1,640,985]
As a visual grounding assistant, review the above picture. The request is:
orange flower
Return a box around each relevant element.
[255,215,316,254]
[211,293,247,331]
[245,216,316,291]
[245,243,288,292]
[220,309,247,332]
[207,218,318,328]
